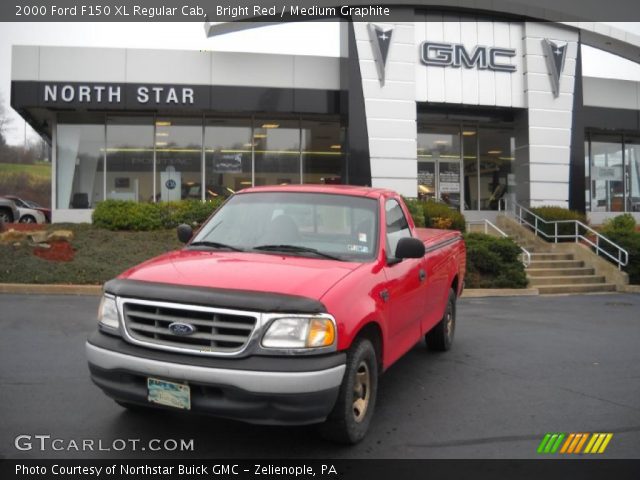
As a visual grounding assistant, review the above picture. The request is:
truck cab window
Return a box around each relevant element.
[385,199,412,258]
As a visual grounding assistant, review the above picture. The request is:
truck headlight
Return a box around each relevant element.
[262,317,336,349]
[98,295,119,331]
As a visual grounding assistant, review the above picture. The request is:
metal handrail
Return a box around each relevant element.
[501,199,629,270]
[467,219,531,267]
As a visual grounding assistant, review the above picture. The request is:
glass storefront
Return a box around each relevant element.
[56,123,105,209]
[586,133,640,213]
[417,123,514,211]
[55,115,344,208]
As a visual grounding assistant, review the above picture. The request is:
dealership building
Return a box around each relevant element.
[9,14,640,224]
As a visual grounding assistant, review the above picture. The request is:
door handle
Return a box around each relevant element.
[419,269,426,282]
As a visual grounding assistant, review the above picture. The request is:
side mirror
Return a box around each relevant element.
[177,224,193,244]
[395,237,425,260]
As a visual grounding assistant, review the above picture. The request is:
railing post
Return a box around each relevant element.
[596,236,600,257]
[618,250,621,270]
[575,222,578,243]
[535,217,538,236]
[554,222,558,243]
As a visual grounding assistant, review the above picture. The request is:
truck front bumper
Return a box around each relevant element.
[86,332,346,425]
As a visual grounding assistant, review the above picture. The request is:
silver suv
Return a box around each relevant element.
[0,197,20,224]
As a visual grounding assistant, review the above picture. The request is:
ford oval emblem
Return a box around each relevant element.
[168,322,196,336]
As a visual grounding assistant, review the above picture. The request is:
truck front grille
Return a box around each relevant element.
[122,300,258,355]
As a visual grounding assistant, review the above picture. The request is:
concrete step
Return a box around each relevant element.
[526,267,595,277]
[529,252,575,261]
[528,275,606,286]
[528,259,584,269]
[537,283,617,295]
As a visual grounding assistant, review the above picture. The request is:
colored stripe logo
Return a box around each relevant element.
[537,433,613,454]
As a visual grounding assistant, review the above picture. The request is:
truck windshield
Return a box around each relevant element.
[191,192,379,261]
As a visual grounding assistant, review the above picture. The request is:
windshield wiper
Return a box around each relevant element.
[188,241,244,252]
[253,244,343,261]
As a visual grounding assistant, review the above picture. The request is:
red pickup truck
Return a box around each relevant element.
[86,185,466,443]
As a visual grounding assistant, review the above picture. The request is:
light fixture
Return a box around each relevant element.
[434,140,448,145]
[156,132,169,137]
[243,143,256,147]
[155,142,168,147]
[240,181,252,185]
[462,131,476,136]
[253,134,267,139]
[155,121,171,127]
[488,150,502,155]
[330,145,341,149]
[261,123,279,129]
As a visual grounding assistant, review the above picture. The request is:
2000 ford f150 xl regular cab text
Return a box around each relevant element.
[86,185,466,443]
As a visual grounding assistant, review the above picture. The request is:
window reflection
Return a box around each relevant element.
[478,128,514,210]
[254,119,300,186]
[56,123,104,209]
[590,135,624,212]
[301,119,344,184]
[105,116,154,203]
[205,118,252,196]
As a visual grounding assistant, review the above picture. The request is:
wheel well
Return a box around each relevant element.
[0,207,13,222]
[353,322,383,371]
[451,275,459,295]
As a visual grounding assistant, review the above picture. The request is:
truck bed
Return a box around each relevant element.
[415,228,463,250]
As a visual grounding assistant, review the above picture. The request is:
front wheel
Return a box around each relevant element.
[320,338,378,444]
[425,288,456,351]
[19,215,36,224]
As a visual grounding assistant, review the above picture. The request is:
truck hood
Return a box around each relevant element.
[118,249,362,301]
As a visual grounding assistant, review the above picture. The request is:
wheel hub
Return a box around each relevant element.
[352,361,370,423]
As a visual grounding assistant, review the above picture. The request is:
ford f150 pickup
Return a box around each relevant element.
[86,185,466,443]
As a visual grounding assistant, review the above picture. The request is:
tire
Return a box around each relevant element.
[0,209,13,224]
[320,338,378,444]
[19,215,36,224]
[425,288,456,352]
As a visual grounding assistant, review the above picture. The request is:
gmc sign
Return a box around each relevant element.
[420,42,517,73]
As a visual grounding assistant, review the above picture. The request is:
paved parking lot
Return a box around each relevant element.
[1,293,639,459]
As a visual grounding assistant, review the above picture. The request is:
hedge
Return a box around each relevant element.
[464,232,528,288]
[92,199,224,231]
[529,206,586,240]
[402,198,466,231]
[600,214,640,284]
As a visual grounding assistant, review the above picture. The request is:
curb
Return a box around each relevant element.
[461,288,539,298]
[617,284,640,294]
[0,284,102,296]
[0,283,541,298]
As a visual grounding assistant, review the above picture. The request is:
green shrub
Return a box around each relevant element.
[529,206,586,241]
[402,197,426,228]
[464,232,528,288]
[422,200,466,232]
[92,199,224,231]
[599,214,640,284]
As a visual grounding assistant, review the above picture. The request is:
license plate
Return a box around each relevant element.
[147,377,191,410]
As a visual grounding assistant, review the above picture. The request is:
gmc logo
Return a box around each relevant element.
[420,42,516,73]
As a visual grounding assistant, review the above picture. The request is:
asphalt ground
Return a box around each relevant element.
[1,293,639,459]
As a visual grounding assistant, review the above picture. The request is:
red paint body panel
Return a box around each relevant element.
[117,186,466,371]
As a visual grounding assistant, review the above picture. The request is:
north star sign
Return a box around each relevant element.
[420,42,517,73]
[43,84,195,105]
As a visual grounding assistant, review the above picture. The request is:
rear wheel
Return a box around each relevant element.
[425,288,456,351]
[320,338,378,444]
[19,215,36,224]
[0,209,13,224]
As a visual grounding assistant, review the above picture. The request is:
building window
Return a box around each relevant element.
[56,123,105,209]
[301,119,344,184]
[154,118,202,202]
[590,134,624,212]
[478,127,514,210]
[106,116,154,203]
[204,118,252,196]
[417,126,461,207]
[253,119,301,186]
[626,136,640,212]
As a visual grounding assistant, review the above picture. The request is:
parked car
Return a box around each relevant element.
[4,195,51,223]
[16,206,46,224]
[0,197,21,224]
[86,185,466,443]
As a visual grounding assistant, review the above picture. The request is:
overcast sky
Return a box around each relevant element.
[1,21,640,145]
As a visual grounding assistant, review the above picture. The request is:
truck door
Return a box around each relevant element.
[381,199,427,363]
